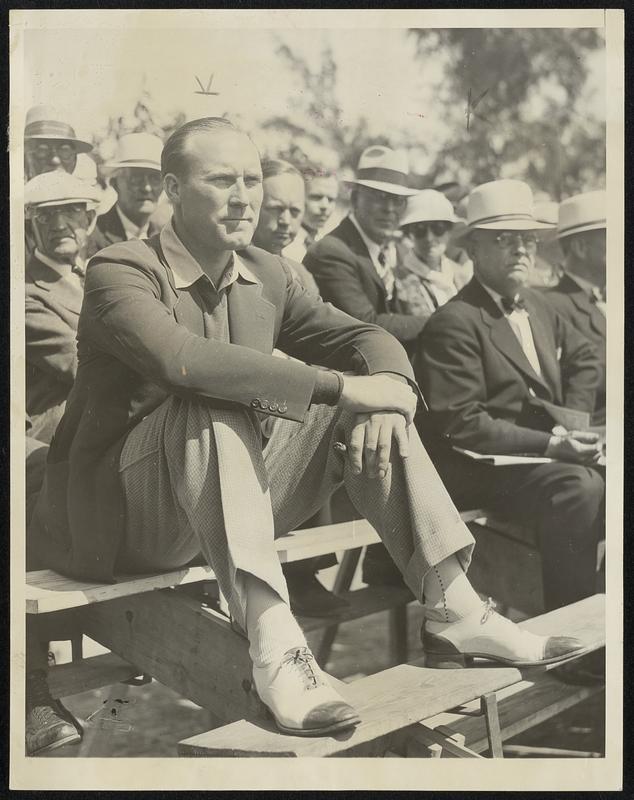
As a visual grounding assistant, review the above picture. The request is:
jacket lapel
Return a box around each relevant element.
[29,257,83,315]
[523,294,561,399]
[569,286,606,338]
[474,282,553,398]
[227,278,276,354]
[339,217,389,298]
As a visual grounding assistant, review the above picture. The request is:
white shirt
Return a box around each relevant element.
[348,213,397,300]
[481,282,543,378]
[116,205,151,241]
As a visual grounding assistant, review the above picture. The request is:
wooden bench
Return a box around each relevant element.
[177,594,605,757]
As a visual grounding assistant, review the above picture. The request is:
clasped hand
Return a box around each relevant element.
[338,374,417,479]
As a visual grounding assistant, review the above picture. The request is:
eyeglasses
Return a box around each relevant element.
[409,221,452,237]
[121,170,162,189]
[32,204,87,225]
[26,142,77,162]
[494,232,539,251]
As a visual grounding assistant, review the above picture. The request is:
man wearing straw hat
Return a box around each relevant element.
[304,145,425,353]
[29,122,586,738]
[25,171,102,444]
[417,179,605,613]
[91,132,165,250]
[546,190,606,426]
[24,105,95,182]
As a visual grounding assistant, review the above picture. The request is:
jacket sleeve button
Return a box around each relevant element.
[269,402,278,412]
[279,404,288,414]
[260,400,269,410]
[251,399,259,408]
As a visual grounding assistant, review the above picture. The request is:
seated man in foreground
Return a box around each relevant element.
[416,179,605,613]
[30,120,586,738]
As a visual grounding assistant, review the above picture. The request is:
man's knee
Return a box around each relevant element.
[541,464,604,527]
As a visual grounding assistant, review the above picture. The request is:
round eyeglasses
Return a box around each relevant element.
[494,232,538,251]
[123,170,163,189]
[26,142,77,163]
[32,204,87,225]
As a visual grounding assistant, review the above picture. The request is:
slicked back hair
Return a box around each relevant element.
[161,117,248,179]
[261,158,303,181]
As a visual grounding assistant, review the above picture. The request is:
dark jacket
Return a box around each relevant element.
[416,278,600,458]
[544,272,606,425]
[29,235,415,581]
[25,254,83,443]
[87,204,160,257]
[303,216,427,350]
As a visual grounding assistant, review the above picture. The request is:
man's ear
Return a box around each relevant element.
[85,209,98,236]
[163,173,180,206]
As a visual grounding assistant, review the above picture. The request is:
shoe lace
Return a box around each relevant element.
[480,597,497,625]
[282,647,325,691]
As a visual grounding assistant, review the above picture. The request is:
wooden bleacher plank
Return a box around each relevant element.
[48,652,141,699]
[415,675,603,755]
[26,518,383,615]
[517,593,604,649]
[177,660,521,757]
[80,590,259,724]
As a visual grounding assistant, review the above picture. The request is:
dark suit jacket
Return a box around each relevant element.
[87,204,160,257]
[29,235,416,581]
[25,254,83,444]
[545,272,606,425]
[303,217,427,349]
[416,278,600,459]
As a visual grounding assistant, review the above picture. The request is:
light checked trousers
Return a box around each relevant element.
[118,397,475,632]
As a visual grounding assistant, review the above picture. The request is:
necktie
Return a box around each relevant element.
[500,295,526,314]
[377,244,395,301]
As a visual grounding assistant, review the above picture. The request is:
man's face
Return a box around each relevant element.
[30,203,92,262]
[469,228,538,297]
[113,168,162,222]
[167,130,263,252]
[352,185,407,244]
[25,139,77,179]
[581,228,606,273]
[304,176,338,233]
[253,173,305,255]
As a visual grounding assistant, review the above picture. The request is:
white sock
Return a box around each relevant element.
[423,556,482,623]
[243,572,307,668]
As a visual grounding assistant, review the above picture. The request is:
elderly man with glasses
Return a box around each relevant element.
[91,133,165,251]
[416,180,605,620]
[25,171,101,444]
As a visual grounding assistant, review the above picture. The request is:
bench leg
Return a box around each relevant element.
[388,605,408,664]
[481,692,504,758]
[316,548,362,666]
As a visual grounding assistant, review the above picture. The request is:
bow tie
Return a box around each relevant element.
[501,295,526,314]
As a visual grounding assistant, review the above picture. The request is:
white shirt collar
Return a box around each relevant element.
[159,219,259,290]
[115,205,151,241]
[34,248,84,276]
[349,213,386,264]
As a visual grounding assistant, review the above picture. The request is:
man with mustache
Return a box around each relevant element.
[30,124,586,738]
[90,132,164,251]
[416,179,605,615]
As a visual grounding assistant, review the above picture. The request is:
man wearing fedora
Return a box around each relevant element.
[24,105,94,182]
[25,171,101,445]
[304,146,426,354]
[395,189,472,320]
[545,191,606,426]
[90,132,165,252]
[29,119,585,738]
[416,179,605,613]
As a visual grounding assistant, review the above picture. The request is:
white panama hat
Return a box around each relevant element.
[557,190,606,239]
[25,171,102,210]
[400,189,457,228]
[344,145,418,197]
[464,179,555,232]
[102,132,163,175]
